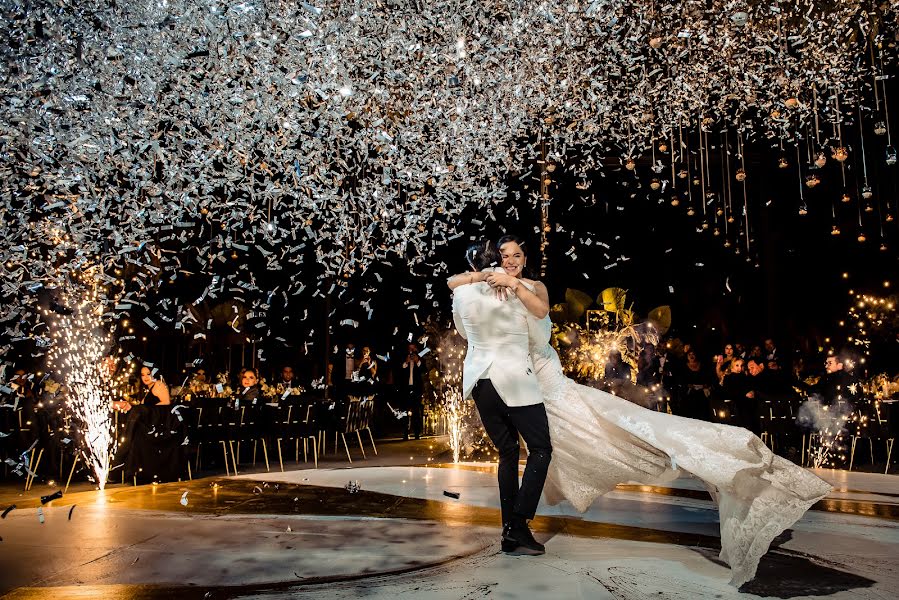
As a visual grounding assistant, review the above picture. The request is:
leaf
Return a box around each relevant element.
[549,302,570,324]
[599,287,627,312]
[564,288,593,321]
[648,305,672,335]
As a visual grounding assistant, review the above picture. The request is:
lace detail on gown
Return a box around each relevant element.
[529,332,831,587]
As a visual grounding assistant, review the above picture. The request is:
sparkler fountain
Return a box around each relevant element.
[432,326,492,464]
[45,268,120,490]
[433,332,467,464]
[444,388,465,464]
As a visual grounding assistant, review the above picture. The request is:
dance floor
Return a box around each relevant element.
[0,446,897,599]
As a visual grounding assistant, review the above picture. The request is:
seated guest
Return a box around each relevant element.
[275,365,305,395]
[236,367,262,404]
[118,366,183,484]
[720,358,746,390]
[719,358,748,421]
[811,353,860,407]
[140,366,171,406]
[741,358,774,434]
[188,369,212,396]
[357,346,378,382]
[714,343,736,383]
[748,344,764,362]
[764,338,781,367]
[679,350,714,420]
[115,366,170,411]
[636,345,661,387]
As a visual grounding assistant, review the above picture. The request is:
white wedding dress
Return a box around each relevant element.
[527,314,832,587]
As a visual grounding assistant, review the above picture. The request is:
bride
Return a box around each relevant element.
[448,235,831,587]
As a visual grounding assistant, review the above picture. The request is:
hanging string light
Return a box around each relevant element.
[699,119,709,229]
[797,143,808,216]
[686,122,696,217]
[670,125,680,206]
[832,91,850,163]
[859,106,874,210]
[883,55,897,165]
[812,87,828,168]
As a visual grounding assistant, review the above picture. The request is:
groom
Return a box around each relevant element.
[451,240,552,555]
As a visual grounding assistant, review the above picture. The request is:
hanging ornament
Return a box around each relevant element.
[887,214,895,223]
[880,243,888,251]
[814,153,827,168]
[832,146,849,162]
[874,121,887,135]
[670,196,680,207]
[864,204,874,213]
[692,176,701,185]
[861,185,873,199]
[724,240,732,248]
[841,193,852,203]
[625,158,636,170]
[716,207,724,217]
[658,142,668,153]
[735,168,747,182]
[546,164,556,173]
[650,178,661,190]
[805,174,821,188]
[798,205,808,216]
[831,225,841,235]
[784,97,799,109]
[677,169,688,179]
[648,36,663,49]
[777,156,789,169]
[887,146,897,165]
[713,227,720,236]
[701,221,709,230]
[687,207,696,216]
[727,215,735,224]
[858,233,867,243]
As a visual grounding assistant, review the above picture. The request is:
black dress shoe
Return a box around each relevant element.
[502,522,545,555]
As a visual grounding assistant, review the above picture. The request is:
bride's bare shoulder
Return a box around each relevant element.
[521,278,546,290]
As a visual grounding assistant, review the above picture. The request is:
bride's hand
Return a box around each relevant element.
[485,272,519,290]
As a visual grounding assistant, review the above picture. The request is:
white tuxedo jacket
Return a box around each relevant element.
[452,280,550,407]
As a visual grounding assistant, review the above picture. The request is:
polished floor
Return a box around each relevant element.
[1,438,897,599]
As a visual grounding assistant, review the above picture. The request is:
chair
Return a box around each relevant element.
[191,397,231,475]
[170,404,195,481]
[337,396,378,463]
[850,400,892,472]
[275,397,318,470]
[237,402,271,472]
[217,404,243,475]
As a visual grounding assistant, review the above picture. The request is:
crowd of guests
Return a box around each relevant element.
[5,330,892,487]
[629,337,881,455]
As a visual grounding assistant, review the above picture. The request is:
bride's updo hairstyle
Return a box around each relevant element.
[465,239,501,271]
